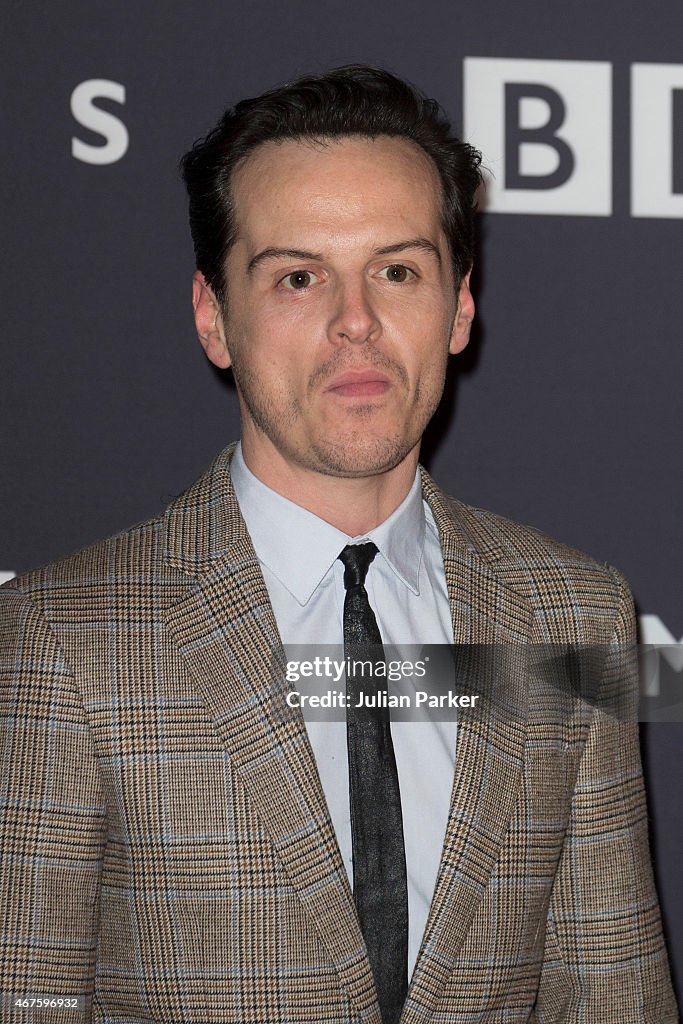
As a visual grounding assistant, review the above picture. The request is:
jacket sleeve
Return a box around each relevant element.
[532,568,679,1023]
[0,586,106,1022]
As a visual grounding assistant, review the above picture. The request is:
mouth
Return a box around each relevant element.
[324,370,392,398]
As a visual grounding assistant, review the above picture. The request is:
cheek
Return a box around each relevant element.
[229,316,289,376]
[414,355,448,402]
[403,319,451,378]
[386,292,454,345]
[256,304,320,361]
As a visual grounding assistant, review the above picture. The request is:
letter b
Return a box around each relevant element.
[504,83,574,190]
[464,58,611,215]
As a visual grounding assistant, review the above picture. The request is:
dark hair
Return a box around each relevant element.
[180,64,482,308]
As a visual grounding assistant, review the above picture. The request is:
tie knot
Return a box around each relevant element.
[338,542,379,590]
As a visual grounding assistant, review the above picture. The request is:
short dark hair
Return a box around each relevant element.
[180,64,483,308]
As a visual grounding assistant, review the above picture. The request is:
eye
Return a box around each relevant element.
[378,264,416,283]
[280,269,320,290]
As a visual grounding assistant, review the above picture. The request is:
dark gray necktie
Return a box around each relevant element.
[338,542,408,1024]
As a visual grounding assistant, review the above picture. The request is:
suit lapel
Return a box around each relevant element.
[163,446,381,1024]
[400,471,532,1022]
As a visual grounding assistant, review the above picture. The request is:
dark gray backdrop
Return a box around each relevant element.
[3,0,681,996]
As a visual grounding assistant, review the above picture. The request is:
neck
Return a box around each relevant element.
[239,438,420,536]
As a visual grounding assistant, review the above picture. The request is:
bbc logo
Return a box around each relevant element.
[464,58,683,218]
[69,60,682,219]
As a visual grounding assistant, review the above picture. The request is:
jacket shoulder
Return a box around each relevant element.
[447,494,608,569]
[438,493,634,642]
[1,444,240,615]
[1,511,175,611]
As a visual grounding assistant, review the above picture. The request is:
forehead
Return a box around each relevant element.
[229,135,444,245]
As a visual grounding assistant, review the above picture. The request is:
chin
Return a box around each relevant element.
[307,434,417,478]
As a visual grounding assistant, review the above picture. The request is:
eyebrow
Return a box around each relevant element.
[247,247,323,274]
[373,238,442,265]
[246,237,442,274]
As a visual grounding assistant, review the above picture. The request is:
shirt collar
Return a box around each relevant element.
[230,442,426,606]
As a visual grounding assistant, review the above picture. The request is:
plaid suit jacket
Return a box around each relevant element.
[1,443,677,1023]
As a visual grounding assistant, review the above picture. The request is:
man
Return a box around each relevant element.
[0,66,677,1023]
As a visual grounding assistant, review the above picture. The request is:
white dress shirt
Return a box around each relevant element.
[230,442,456,978]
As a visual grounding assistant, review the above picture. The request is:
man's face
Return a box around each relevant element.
[193,135,473,479]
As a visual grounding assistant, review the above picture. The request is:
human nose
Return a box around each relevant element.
[327,275,381,346]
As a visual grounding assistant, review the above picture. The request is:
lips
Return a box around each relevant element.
[324,370,392,398]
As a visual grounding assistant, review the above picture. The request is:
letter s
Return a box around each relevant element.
[71,80,129,165]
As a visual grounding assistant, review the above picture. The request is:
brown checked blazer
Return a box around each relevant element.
[0,443,678,1023]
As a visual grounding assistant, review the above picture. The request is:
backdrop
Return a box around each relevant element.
[2,0,681,995]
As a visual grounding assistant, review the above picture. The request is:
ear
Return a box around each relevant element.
[192,271,232,369]
[449,270,475,355]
